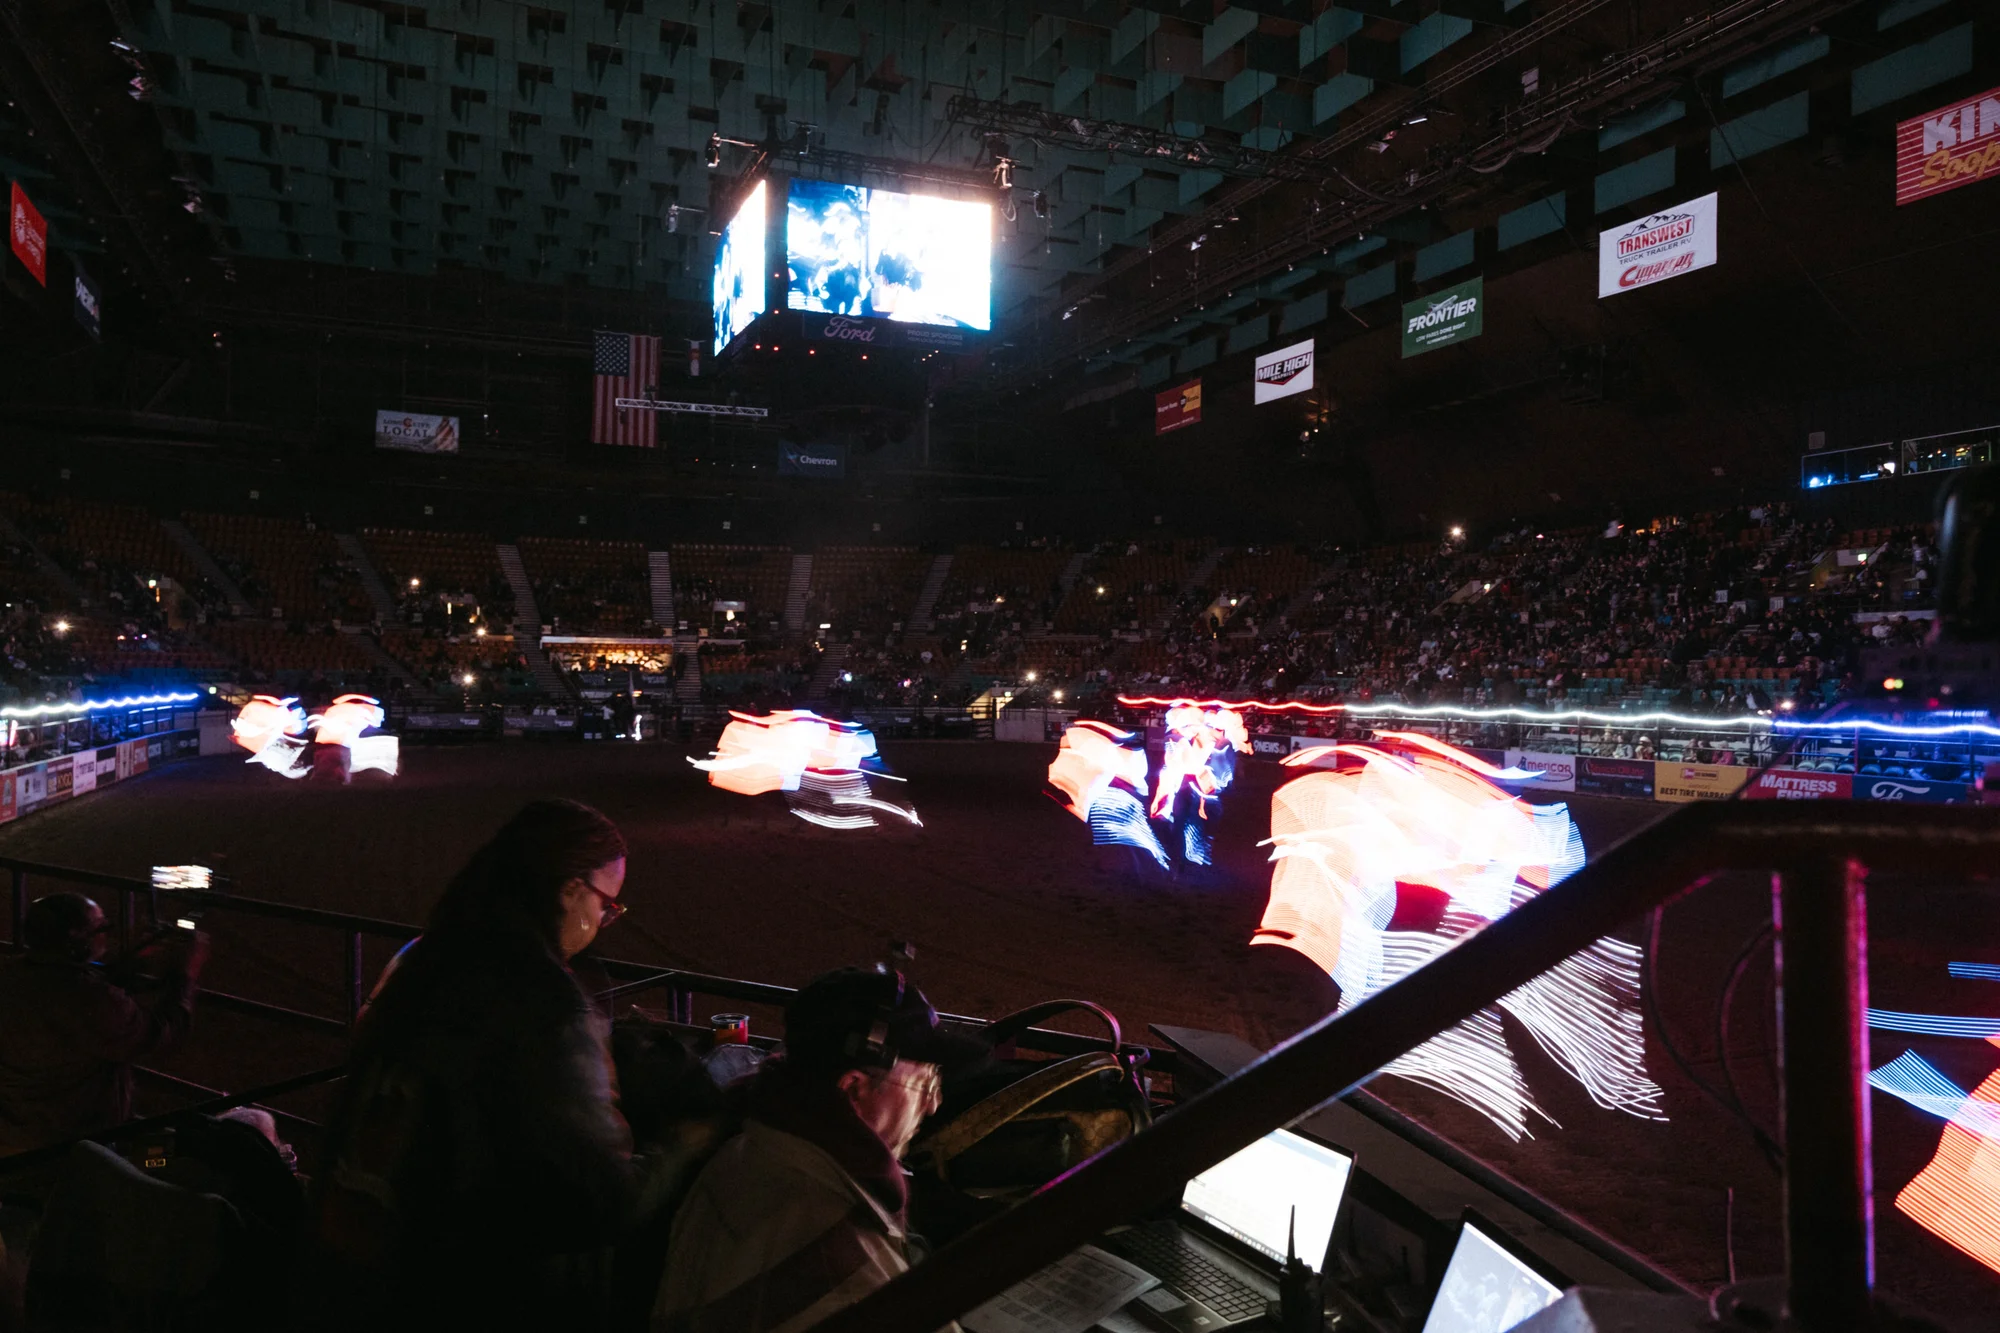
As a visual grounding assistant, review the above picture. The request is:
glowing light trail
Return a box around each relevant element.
[1115,695,1344,714]
[1951,963,2000,981]
[1254,737,1662,1140]
[1893,1037,2000,1278]
[691,710,918,829]
[1047,721,1167,868]
[2,691,201,720]
[1871,1051,2000,1140]
[1867,1010,2000,1039]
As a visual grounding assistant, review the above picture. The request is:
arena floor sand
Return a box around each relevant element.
[3,740,1994,1323]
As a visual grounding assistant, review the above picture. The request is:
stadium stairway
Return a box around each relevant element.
[674,635,702,703]
[345,628,439,704]
[648,550,676,629]
[783,553,812,635]
[1162,544,1227,630]
[909,553,953,631]
[805,642,850,702]
[0,514,87,606]
[160,519,249,616]
[496,544,571,698]
[334,533,399,623]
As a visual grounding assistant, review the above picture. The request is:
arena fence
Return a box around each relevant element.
[813,802,2000,1333]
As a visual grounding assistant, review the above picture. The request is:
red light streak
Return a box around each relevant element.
[1116,695,1346,714]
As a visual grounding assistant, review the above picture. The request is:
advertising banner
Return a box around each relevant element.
[10,181,46,286]
[43,757,72,804]
[1655,761,1749,803]
[1598,193,1718,297]
[1155,379,1202,435]
[73,264,101,341]
[375,411,460,453]
[1401,277,1484,358]
[1744,768,1852,800]
[1250,735,1292,759]
[1897,86,2000,206]
[1859,775,1969,803]
[1577,756,1654,799]
[1503,749,1577,792]
[15,765,45,810]
[778,440,847,477]
[1253,339,1315,404]
[71,756,98,796]
[802,312,968,351]
[0,772,13,824]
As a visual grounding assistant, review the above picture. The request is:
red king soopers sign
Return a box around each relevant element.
[1897,86,2000,206]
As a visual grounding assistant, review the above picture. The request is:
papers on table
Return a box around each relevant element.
[964,1244,1161,1333]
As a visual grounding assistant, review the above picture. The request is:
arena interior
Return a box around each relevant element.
[0,0,1998,1329]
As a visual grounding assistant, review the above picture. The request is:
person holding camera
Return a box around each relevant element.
[0,892,209,1155]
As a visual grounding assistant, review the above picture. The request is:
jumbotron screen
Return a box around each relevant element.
[785,179,991,331]
[712,179,768,355]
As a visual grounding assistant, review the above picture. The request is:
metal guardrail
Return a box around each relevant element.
[809,802,2000,1333]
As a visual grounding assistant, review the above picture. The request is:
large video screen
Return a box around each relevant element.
[786,179,991,331]
[712,179,767,355]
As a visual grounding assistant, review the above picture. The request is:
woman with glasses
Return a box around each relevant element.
[301,799,682,1330]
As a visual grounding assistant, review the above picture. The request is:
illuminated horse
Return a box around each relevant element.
[1047,720,1169,869]
[691,709,920,830]
[1253,735,1664,1140]
[1149,705,1250,868]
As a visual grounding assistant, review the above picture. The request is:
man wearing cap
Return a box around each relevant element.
[653,964,985,1333]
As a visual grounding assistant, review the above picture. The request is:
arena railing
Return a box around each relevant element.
[806,801,2000,1333]
[0,852,1180,1174]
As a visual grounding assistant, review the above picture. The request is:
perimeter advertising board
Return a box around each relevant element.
[9,181,46,286]
[1253,339,1315,404]
[1654,761,1749,803]
[1577,756,1654,799]
[1402,277,1483,358]
[1897,86,2000,206]
[1858,774,1969,803]
[1743,768,1851,800]
[374,411,460,453]
[1598,193,1717,297]
[1503,750,1577,792]
[1156,379,1202,435]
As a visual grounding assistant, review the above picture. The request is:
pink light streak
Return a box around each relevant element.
[1116,695,1345,714]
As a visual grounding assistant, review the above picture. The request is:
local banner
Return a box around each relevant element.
[1744,768,1851,800]
[1577,756,1654,799]
[1155,379,1202,434]
[778,440,846,477]
[1654,760,1748,803]
[375,410,460,453]
[1598,192,1717,297]
[1897,86,2000,206]
[73,264,101,340]
[9,181,46,287]
[1253,339,1314,404]
[1402,277,1483,357]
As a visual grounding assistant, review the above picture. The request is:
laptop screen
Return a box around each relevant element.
[1179,1128,1354,1273]
[1420,1218,1563,1333]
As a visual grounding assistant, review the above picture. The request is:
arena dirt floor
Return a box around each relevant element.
[2,739,1994,1325]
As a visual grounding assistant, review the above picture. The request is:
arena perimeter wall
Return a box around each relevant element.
[0,729,200,826]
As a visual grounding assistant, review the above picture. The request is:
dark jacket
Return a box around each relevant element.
[0,954,196,1155]
[302,923,677,1329]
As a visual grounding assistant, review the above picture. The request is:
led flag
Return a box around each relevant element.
[1253,737,1664,1140]
[691,710,919,829]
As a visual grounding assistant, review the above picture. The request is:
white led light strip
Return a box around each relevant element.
[0,691,200,721]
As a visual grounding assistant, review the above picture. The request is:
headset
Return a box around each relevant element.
[851,941,917,1067]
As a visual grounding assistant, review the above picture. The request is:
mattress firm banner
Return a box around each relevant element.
[1598,192,1717,297]
[375,411,460,453]
[1253,339,1315,404]
[1897,86,2000,206]
[778,440,847,477]
[1401,277,1483,358]
[1155,379,1202,435]
[1744,768,1853,800]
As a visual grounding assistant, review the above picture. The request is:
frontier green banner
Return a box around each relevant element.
[1401,276,1484,357]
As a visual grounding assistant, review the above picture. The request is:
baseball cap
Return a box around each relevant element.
[784,965,989,1075]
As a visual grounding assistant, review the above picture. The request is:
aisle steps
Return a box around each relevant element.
[160,519,249,616]
[783,553,813,635]
[648,550,676,629]
[334,534,400,624]
[909,552,954,630]
[496,543,570,698]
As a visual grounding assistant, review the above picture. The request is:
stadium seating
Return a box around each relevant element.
[184,512,372,623]
[669,545,792,628]
[806,547,929,636]
[518,538,652,635]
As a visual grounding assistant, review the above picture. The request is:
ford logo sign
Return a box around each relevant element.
[1869,779,1931,800]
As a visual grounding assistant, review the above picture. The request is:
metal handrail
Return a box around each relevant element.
[810,802,2000,1332]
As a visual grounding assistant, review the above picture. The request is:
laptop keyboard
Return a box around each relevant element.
[1111,1225,1268,1321]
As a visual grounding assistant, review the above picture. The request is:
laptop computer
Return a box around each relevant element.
[1419,1209,1568,1333]
[1105,1127,1356,1332]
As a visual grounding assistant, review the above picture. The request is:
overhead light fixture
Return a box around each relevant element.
[1032,190,1049,219]
[992,157,1015,190]
[1404,111,1430,125]
[705,134,722,168]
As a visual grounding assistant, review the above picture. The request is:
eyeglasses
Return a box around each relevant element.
[581,882,627,928]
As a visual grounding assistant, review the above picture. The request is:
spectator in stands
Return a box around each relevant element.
[653,964,985,1332]
[301,800,686,1330]
[0,893,208,1154]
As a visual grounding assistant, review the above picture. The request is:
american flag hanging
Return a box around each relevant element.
[591,330,660,447]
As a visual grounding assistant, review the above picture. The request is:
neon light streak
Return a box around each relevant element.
[1774,716,2000,740]
[1254,737,1662,1140]
[1950,963,2000,981]
[1048,721,1170,866]
[693,711,918,829]
[1894,1037,2000,1277]
[0,691,200,720]
[1867,1010,2000,1039]
[1371,730,1546,781]
[1871,1051,2000,1139]
[1116,695,1345,714]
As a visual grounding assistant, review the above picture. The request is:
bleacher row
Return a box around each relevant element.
[0,494,1939,710]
